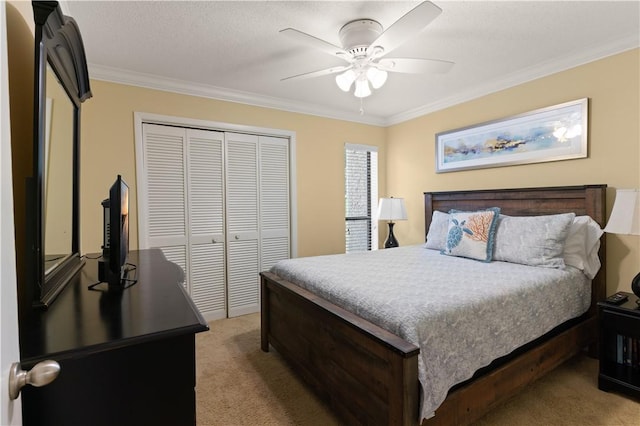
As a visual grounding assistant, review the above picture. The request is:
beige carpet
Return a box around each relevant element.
[196,314,640,425]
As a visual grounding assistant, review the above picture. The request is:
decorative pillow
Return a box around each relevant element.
[441,208,500,262]
[425,211,449,250]
[563,215,603,278]
[493,213,575,268]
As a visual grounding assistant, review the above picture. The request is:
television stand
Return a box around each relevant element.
[91,259,137,290]
[19,249,208,426]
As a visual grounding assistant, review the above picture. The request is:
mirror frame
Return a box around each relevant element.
[29,1,91,308]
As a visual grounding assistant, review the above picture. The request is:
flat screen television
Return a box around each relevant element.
[98,175,130,288]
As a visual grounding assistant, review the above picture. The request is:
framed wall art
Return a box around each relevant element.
[435,98,588,173]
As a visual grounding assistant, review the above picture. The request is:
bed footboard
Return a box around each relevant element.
[261,271,420,426]
[423,315,597,425]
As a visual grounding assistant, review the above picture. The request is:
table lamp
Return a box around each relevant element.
[603,189,640,298]
[377,197,407,248]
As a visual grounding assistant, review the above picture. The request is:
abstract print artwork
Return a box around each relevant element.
[436,98,588,173]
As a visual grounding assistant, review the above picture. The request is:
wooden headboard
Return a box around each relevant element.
[423,185,608,313]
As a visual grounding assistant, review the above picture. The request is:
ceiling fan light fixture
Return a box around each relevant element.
[281,1,453,106]
[366,67,388,89]
[336,69,356,91]
[354,78,371,98]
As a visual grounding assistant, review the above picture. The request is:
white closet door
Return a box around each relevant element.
[225,133,259,317]
[141,124,189,287]
[138,120,292,321]
[259,136,290,271]
[186,128,226,320]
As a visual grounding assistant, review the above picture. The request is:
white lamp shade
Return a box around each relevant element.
[335,65,387,97]
[377,198,407,221]
[335,69,356,92]
[354,78,371,98]
[366,67,388,89]
[603,189,640,235]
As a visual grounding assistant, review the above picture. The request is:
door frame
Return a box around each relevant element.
[1,1,22,423]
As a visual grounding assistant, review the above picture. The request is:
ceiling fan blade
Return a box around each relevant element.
[378,58,454,74]
[368,1,442,56]
[281,65,351,82]
[280,28,351,59]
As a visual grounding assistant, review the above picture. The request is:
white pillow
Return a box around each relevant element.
[563,215,603,279]
[493,213,575,268]
[425,211,449,250]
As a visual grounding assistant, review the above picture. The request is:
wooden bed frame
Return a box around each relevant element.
[260,185,607,425]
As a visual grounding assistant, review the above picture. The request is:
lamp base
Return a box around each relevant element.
[631,271,640,299]
[384,222,399,249]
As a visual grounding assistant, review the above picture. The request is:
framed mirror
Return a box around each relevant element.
[29,1,91,308]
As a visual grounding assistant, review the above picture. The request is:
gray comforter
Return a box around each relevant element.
[270,245,591,420]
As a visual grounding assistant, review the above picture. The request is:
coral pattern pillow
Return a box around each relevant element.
[442,208,500,262]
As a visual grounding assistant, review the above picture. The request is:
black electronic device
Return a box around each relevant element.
[97,175,132,289]
[604,292,629,305]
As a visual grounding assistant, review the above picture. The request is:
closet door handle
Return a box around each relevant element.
[9,360,60,400]
[234,235,240,240]
[211,238,216,243]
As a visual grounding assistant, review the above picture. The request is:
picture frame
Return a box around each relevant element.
[435,98,588,173]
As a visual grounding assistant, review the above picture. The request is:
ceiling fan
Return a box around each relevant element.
[280,1,454,98]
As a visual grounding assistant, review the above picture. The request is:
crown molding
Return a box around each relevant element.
[385,34,640,126]
[89,33,638,129]
[88,64,387,127]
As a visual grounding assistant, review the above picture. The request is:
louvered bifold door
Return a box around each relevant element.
[259,136,290,271]
[141,124,189,288]
[225,133,260,317]
[186,128,226,320]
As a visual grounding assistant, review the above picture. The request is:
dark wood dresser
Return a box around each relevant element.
[19,249,208,426]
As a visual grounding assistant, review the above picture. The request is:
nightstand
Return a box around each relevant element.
[598,292,640,399]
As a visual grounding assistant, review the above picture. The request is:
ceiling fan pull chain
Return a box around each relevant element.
[359,97,364,115]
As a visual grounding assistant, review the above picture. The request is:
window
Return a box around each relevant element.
[345,144,378,252]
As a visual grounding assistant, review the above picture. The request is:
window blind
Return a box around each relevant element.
[345,144,378,253]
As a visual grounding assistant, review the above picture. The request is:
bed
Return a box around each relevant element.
[260,185,607,425]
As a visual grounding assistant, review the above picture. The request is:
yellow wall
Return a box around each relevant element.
[6,0,34,303]
[79,81,387,257]
[387,49,640,294]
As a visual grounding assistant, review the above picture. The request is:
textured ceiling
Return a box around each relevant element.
[63,1,640,126]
